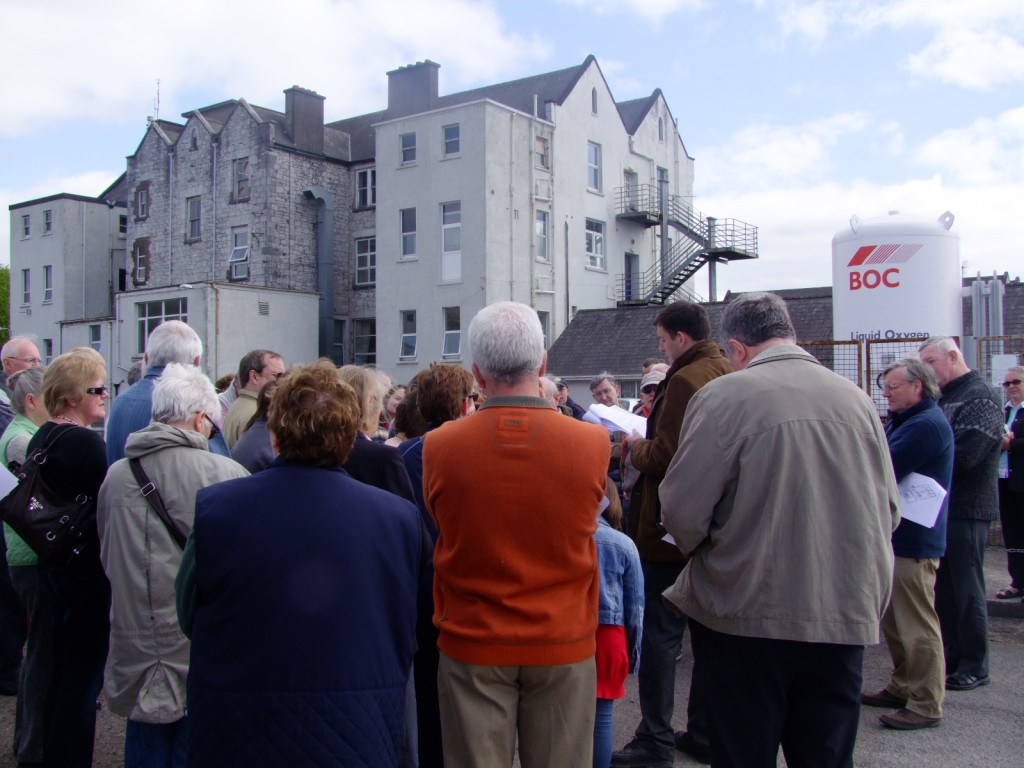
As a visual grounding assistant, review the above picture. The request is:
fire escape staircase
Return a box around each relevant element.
[615,184,759,305]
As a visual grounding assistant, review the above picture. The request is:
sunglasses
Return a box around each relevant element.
[641,386,658,395]
[1003,379,1023,387]
[204,414,221,440]
[85,386,109,396]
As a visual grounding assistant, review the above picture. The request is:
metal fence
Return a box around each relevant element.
[798,340,862,387]
[977,335,1024,387]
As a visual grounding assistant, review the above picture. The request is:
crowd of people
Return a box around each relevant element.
[0,293,1018,768]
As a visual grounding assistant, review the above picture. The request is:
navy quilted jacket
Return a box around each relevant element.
[184,460,429,767]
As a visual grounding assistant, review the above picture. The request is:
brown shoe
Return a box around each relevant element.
[880,708,941,730]
[861,688,907,708]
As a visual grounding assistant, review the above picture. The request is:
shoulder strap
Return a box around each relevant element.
[128,458,187,549]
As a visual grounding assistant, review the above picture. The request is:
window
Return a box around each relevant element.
[20,214,30,238]
[355,237,376,286]
[585,219,606,269]
[442,306,461,357]
[331,319,345,365]
[136,298,188,354]
[657,166,669,208]
[400,132,416,164]
[186,196,202,240]
[537,310,551,349]
[229,226,249,280]
[43,209,53,234]
[134,184,149,219]
[233,157,250,202]
[89,324,101,352]
[352,318,376,365]
[190,133,198,150]
[535,210,549,261]
[133,238,151,285]
[43,339,53,365]
[658,116,665,142]
[443,124,460,156]
[400,310,417,360]
[441,201,462,282]
[356,168,376,208]
[535,136,550,169]
[587,142,602,191]
[592,87,598,114]
[21,269,30,304]
[400,208,417,258]
[119,214,128,235]
[43,265,53,302]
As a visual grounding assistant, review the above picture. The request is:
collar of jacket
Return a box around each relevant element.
[665,339,725,380]
[939,369,979,399]
[746,343,819,369]
[888,396,937,429]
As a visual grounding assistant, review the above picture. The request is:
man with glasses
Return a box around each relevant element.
[861,359,953,729]
[918,336,1004,691]
[0,337,43,432]
[222,350,286,449]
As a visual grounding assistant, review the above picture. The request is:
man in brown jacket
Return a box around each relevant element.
[612,301,731,768]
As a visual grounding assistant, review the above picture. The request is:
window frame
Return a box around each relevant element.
[400,208,417,259]
[21,269,30,304]
[585,219,606,270]
[356,168,376,208]
[535,136,550,169]
[441,201,462,282]
[535,210,549,262]
[133,238,151,285]
[351,317,376,365]
[442,306,461,358]
[587,142,602,191]
[443,123,460,156]
[232,157,251,202]
[89,324,101,352]
[399,310,417,360]
[400,132,417,164]
[43,265,53,303]
[136,298,188,355]
[134,184,150,220]
[43,209,53,234]
[229,226,250,280]
[20,214,30,238]
[186,196,202,241]
[355,236,376,287]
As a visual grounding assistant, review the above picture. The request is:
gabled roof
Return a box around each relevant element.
[547,288,838,380]
[99,172,129,205]
[616,91,661,134]
[435,56,592,116]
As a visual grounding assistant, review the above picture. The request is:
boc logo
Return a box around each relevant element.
[847,243,921,291]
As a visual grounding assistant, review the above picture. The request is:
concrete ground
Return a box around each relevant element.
[2,548,1022,767]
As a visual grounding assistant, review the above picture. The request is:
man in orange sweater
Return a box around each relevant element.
[423,301,610,768]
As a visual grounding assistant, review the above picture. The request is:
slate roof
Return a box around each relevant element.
[616,91,660,134]
[547,280,1024,381]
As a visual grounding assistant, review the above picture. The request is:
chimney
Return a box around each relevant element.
[284,86,325,155]
[386,60,440,118]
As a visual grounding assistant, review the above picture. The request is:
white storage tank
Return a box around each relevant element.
[832,210,961,343]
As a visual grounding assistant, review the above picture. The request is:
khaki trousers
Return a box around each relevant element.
[437,652,595,768]
[881,556,945,718]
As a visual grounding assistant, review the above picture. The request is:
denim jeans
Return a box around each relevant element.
[593,698,615,768]
[125,718,188,768]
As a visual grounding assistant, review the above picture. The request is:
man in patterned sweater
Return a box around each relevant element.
[919,336,1004,691]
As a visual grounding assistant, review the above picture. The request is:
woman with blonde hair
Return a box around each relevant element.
[337,365,415,503]
[24,347,110,768]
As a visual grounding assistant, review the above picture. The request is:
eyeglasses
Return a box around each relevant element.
[641,386,658,395]
[468,392,480,402]
[204,414,221,440]
[7,356,42,366]
[881,382,907,394]
[1003,379,1023,387]
[85,386,109,396]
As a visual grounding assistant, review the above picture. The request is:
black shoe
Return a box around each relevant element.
[610,739,673,768]
[674,731,711,764]
[945,672,990,691]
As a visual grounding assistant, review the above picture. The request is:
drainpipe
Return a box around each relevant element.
[303,187,334,358]
[168,149,174,283]
[212,140,218,282]
[509,113,516,300]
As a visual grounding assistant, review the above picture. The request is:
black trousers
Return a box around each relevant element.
[690,621,863,768]
[998,478,1024,589]
[935,518,990,678]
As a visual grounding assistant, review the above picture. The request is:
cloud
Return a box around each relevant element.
[758,0,1024,90]
[0,0,551,137]
[916,106,1024,184]
[553,0,707,22]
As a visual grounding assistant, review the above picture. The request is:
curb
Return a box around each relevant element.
[988,598,1024,619]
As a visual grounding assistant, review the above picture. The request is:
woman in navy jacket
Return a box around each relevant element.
[996,366,1024,599]
[176,361,431,767]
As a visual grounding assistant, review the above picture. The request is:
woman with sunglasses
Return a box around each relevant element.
[996,365,1024,600]
[23,347,110,768]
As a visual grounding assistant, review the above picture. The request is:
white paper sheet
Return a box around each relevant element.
[897,472,947,529]
[0,464,19,500]
[585,404,647,436]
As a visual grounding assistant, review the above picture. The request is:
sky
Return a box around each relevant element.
[1,0,1022,297]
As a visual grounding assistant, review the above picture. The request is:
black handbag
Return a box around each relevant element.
[0,424,97,566]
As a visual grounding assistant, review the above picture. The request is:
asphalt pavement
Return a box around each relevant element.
[2,548,1022,767]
